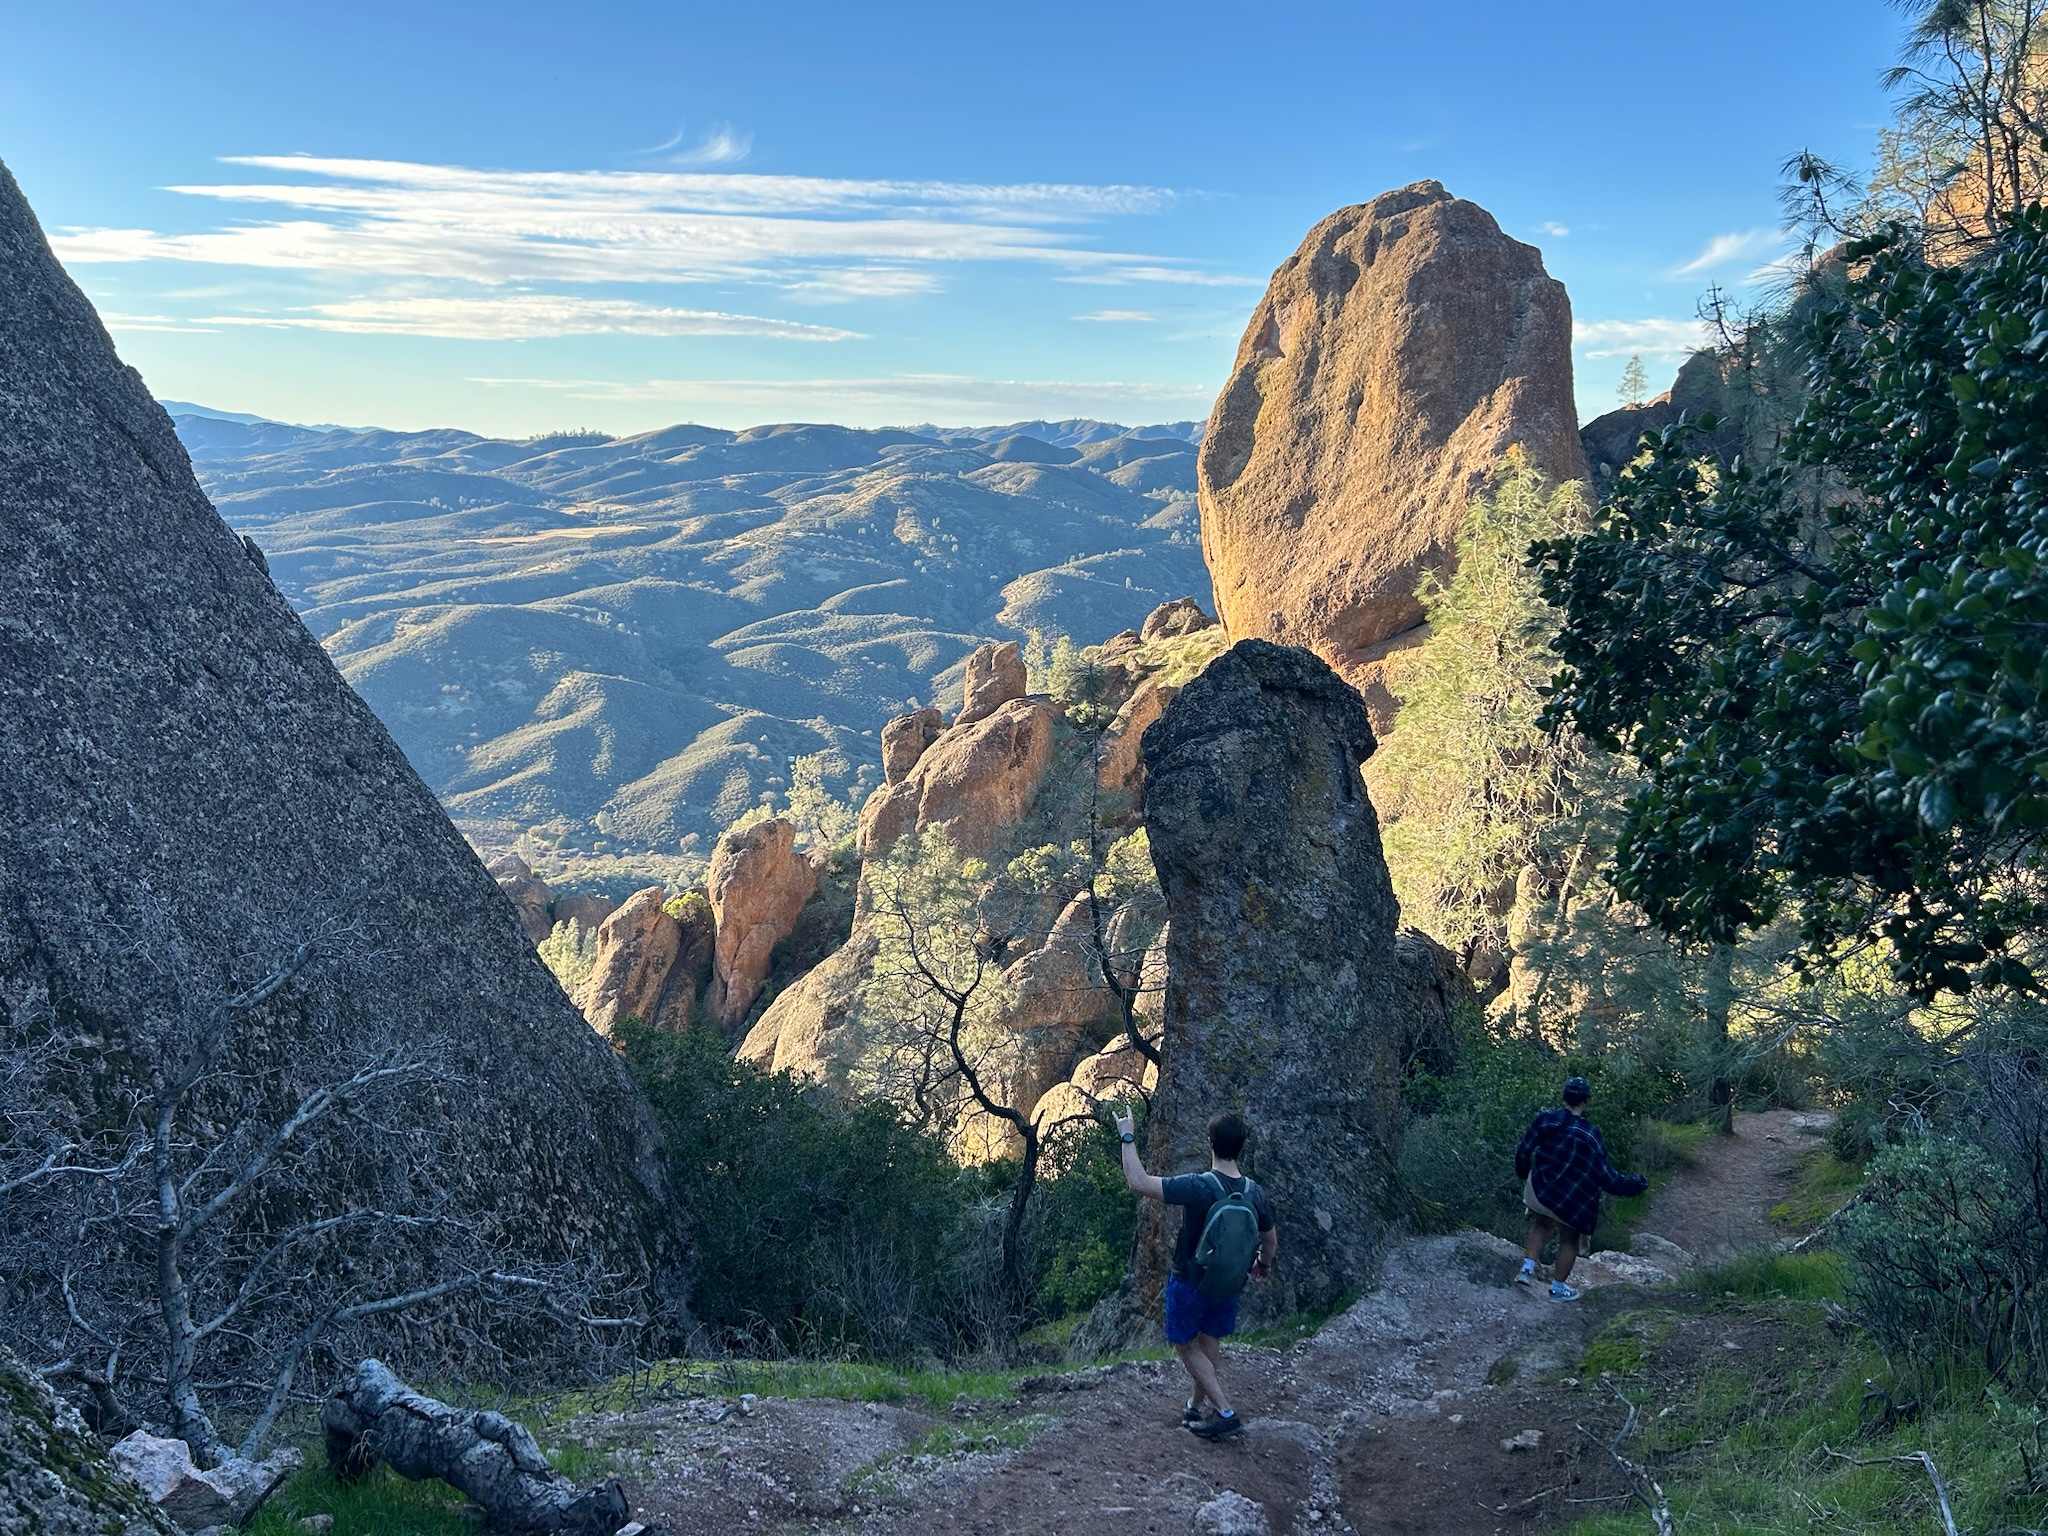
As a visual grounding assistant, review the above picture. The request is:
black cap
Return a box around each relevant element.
[1563,1077,1591,1105]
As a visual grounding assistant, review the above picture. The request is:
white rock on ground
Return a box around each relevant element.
[1192,1489,1272,1536]
[109,1430,300,1531]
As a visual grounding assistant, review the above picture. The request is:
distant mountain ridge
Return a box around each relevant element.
[174,409,1211,892]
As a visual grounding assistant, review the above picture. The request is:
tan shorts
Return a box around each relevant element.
[1523,1174,1575,1233]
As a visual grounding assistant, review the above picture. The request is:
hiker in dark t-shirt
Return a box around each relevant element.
[1112,1105,1277,1439]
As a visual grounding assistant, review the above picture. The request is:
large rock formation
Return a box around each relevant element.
[858,696,1062,858]
[956,640,1027,726]
[1197,182,1588,724]
[580,887,712,1033]
[705,818,819,1031]
[0,1347,180,1536]
[0,158,683,1373]
[488,852,556,945]
[1136,640,1409,1324]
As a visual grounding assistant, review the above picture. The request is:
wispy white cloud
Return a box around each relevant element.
[1064,265,1262,288]
[202,294,859,341]
[1573,317,1712,361]
[1670,227,1785,277]
[1536,220,1570,238]
[51,156,1196,291]
[636,122,753,166]
[780,265,939,300]
[473,372,1215,418]
[1073,309,1156,323]
[99,312,218,333]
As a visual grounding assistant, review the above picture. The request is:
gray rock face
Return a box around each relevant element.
[0,1347,181,1536]
[109,1431,299,1531]
[0,159,684,1356]
[1138,640,1407,1324]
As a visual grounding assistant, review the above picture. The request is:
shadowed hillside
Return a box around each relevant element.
[178,413,1209,890]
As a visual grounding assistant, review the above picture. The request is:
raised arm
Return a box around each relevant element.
[1111,1106,1165,1200]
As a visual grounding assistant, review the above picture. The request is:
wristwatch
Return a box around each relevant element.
[1119,1132,1136,1144]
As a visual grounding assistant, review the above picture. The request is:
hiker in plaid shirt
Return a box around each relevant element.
[1513,1076,1648,1301]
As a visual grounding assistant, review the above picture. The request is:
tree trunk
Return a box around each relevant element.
[324,1360,629,1536]
[1000,1131,1040,1311]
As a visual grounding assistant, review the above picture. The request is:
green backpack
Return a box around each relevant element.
[1190,1172,1262,1301]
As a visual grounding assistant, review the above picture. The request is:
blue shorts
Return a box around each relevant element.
[1164,1276,1239,1345]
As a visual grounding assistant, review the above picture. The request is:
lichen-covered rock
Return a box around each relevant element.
[956,640,1027,726]
[1137,640,1408,1325]
[706,818,818,1031]
[581,888,687,1032]
[0,158,681,1348]
[1198,183,1588,688]
[880,707,944,785]
[0,1347,181,1535]
[487,853,555,945]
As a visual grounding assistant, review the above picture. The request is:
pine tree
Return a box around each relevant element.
[1617,354,1649,408]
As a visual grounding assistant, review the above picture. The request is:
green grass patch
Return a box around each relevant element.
[908,1412,1055,1459]
[1683,1250,1847,1303]
[1579,1311,1679,1378]
[1769,1146,1863,1229]
[1561,1301,2048,1535]
[247,1463,478,1536]
[556,1356,1024,1417]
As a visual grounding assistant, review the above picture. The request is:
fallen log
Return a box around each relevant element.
[322,1359,629,1536]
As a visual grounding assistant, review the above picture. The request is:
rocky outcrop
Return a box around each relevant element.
[0,155,681,1360]
[488,852,555,945]
[1136,640,1409,1325]
[1578,349,1739,492]
[1197,182,1588,715]
[880,706,944,784]
[1140,597,1218,643]
[706,818,819,1031]
[0,1346,180,1535]
[737,925,877,1079]
[553,892,619,933]
[997,893,1124,1117]
[957,640,1027,726]
[580,887,710,1033]
[1098,678,1179,799]
[859,696,1061,858]
[1394,927,1473,1079]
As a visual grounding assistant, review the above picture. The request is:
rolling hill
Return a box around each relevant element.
[178,412,1210,893]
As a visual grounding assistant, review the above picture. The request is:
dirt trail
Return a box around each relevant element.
[599,1111,1832,1536]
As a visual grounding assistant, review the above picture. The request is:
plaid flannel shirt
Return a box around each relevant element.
[1514,1108,1648,1238]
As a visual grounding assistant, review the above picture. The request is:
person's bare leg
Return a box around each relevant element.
[1554,1229,1581,1282]
[1199,1333,1222,1382]
[1523,1216,1553,1265]
[1176,1338,1232,1417]
[1176,1341,1210,1410]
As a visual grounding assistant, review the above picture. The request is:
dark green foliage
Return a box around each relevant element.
[617,1022,973,1357]
[1538,208,2048,998]
[1023,1120,1136,1320]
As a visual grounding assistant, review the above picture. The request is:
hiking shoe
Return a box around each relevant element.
[1514,1265,1537,1288]
[1181,1401,1206,1429]
[1191,1411,1245,1440]
[1549,1281,1582,1302]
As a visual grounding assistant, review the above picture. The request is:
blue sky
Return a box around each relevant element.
[0,1,1906,436]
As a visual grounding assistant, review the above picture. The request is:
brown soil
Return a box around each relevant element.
[591,1111,1829,1536]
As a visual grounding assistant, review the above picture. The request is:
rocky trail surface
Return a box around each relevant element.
[584,1111,1832,1536]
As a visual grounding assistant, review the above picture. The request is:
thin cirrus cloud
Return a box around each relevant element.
[634,122,754,166]
[1670,227,1785,277]
[474,372,1216,416]
[51,155,1209,285]
[1074,309,1157,323]
[1573,317,1712,361]
[201,294,861,341]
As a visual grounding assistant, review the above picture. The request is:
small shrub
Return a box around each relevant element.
[535,919,598,991]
